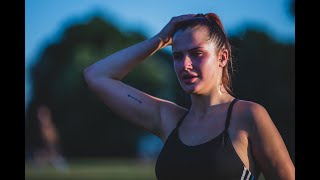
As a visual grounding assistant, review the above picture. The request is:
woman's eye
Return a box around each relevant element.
[191,52,203,57]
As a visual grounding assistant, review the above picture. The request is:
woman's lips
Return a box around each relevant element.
[181,73,199,84]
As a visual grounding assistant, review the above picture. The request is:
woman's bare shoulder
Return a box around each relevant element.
[235,99,264,109]
[234,99,268,118]
[159,100,188,141]
[231,99,270,130]
[235,99,277,140]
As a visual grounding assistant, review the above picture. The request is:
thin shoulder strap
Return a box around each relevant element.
[176,110,189,128]
[224,98,239,130]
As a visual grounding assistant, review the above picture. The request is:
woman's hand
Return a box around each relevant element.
[155,14,195,47]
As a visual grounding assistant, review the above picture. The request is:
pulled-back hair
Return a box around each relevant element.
[173,13,234,95]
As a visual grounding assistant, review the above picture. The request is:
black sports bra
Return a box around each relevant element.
[155,98,259,180]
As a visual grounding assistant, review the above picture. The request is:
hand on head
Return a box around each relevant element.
[156,14,195,47]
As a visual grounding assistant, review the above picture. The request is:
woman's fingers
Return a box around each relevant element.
[157,14,195,47]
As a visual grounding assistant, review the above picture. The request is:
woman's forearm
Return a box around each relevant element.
[84,35,166,81]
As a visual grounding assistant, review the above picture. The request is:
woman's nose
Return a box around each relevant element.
[183,55,192,70]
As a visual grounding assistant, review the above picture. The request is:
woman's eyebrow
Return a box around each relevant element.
[173,47,203,54]
[189,47,204,51]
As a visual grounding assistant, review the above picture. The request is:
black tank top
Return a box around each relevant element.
[155,98,259,180]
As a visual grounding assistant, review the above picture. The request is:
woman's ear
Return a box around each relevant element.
[218,49,228,67]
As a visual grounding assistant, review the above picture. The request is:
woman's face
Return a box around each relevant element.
[172,27,221,95]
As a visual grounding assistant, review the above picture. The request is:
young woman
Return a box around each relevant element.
[84,13,295,180]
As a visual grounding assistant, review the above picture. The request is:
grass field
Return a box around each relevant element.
[25,158,265,180]
[25,158,157,180]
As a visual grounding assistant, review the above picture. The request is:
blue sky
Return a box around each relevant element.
[25,0,295,109]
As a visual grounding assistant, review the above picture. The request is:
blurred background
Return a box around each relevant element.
[25,0,295,179]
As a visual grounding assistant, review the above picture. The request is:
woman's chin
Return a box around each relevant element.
[182,84,199,94]
[179,79,203,94]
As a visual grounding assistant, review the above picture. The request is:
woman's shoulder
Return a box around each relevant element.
[160,100,188,121]
[159,100,188,140]
[235,99,268,115]
[234,99,271,128]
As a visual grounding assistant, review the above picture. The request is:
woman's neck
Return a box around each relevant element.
[189,87,234,116]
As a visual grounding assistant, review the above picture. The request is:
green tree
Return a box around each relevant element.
[25,16,178,158]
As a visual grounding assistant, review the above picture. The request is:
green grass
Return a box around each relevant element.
[25,158,265,180]
[25,158,157,180]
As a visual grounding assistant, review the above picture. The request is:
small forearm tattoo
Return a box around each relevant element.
[128,94,142,104]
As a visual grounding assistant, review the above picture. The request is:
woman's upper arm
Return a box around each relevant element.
[248,103,295,180]
[85,76,182,138]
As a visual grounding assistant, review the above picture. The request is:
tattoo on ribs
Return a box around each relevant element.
[128,94,142,104]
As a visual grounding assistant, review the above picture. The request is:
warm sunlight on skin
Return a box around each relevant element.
[83,12,294,179]
[172,27,221,95]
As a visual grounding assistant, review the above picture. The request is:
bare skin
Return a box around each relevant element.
[84,14,294,180]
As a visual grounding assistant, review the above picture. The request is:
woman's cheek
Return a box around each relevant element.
[173,61,181,74]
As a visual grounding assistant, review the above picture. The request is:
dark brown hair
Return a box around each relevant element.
[173,13,234,95]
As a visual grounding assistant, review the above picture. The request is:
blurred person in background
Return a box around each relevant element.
[84,13,294,180]
[32,104,68,172]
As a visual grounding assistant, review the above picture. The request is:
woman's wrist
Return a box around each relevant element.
[152,34,170,49]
